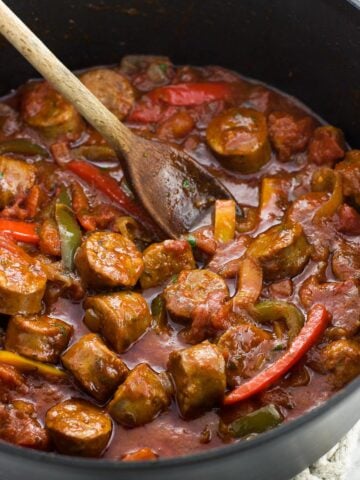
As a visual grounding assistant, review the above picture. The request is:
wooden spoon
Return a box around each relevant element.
[0,0,237,238]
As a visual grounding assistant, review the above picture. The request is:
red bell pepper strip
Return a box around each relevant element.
[224,304,330,405]
[148,82,235,106]
[66,160,160,235]
[128,82,236,123]
[0,219,39,244]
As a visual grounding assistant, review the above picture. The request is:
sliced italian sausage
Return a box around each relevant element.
[75,231,144,288]
[167,341,226,418]
[140,239,195,289]
[20,81,83,139]
[0,239,47,315]
[80,68,135,120]
[62,333,128,402]
[83,291,151,353]
[46,399,112,457]
[108,363,172,427]
[163,269,229,322]
[217,325,274,387]
[5,315,73,363]
[206,107,271,173]
[247,223,311,281]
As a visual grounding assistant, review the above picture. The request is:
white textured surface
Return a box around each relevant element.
[294,422,360,480]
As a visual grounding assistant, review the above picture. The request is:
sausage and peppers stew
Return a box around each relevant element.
[0,56,359,460]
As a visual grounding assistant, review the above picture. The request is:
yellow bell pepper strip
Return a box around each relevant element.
[0,139,48,157]
[214,199,236,243]
[259,177,289,220]
[219,404,283,438]
[55,187,82,271]
[0,350,67,379]
[311,168,343,222]
[233,257,263,309]
[251,300,305,342]
[224,304,330,405]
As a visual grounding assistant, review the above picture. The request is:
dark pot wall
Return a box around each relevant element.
[1,0,360,145]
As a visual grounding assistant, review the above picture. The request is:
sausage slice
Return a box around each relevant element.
[167,341,226,418]
[62,333,128,402]
[0,240,47,315]
[5,315,73,363]
[84,292,151,353]
[21,81,83,139]
[206,108,271,173]
[80,68,135,120]
[140,239,196,289]
[108,363,172,427]
[247,223,311,281]
[46,399,112,457]
[163,269,229,321]
[75,231,144,288]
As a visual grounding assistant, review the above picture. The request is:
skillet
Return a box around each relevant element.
[0,1,359,479]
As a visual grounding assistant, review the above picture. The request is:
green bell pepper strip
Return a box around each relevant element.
[151,294,170,335]
[220,404,283,438]
[251,300,305,342]
[0,139,48,157]
[55,187,82,271]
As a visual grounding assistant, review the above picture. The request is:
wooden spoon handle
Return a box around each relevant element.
[0,0,134,153]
